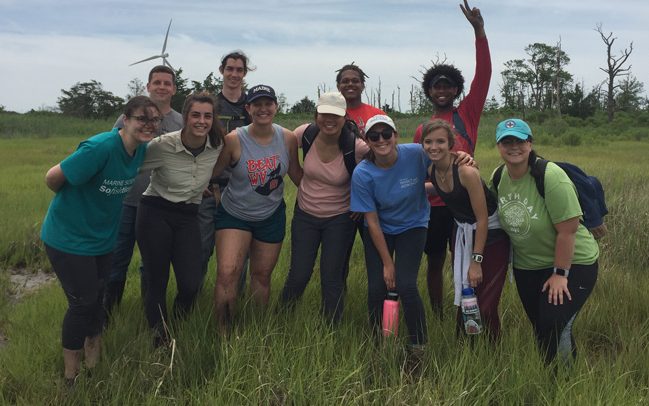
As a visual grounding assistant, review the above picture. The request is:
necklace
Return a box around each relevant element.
[436,159,452,184]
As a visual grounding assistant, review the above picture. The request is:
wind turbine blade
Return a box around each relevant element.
[164,58,175,71]
[129,55,162,66]
[162,19,172,53]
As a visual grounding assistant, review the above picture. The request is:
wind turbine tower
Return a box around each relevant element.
[129,19,174,70]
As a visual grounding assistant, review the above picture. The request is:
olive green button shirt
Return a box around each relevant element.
[140,130,223,204]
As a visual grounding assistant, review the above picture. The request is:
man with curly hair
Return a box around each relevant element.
[413,0,492,318]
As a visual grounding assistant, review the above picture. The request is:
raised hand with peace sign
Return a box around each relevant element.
[460,0,486,38]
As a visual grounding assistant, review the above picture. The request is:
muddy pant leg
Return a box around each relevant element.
[45,245,111,350]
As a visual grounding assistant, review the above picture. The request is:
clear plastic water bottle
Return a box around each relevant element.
[382,291,399,337]
[460,287,483,335]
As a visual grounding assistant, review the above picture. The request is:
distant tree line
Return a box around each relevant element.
[51,24,644,122]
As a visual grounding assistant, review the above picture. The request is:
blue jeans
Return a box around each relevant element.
[280,205,356,322]
[362,227,427,345]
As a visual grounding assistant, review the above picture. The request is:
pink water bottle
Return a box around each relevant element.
[382,291,400,337]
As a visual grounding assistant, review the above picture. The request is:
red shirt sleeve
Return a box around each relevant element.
[456,36,492,148]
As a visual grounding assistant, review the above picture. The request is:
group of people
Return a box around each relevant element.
[41,0,599,385]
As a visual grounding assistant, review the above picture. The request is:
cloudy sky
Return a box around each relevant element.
[1,0,647,113]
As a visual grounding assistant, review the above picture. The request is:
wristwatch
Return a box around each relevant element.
[553,267,570,277]
[471,253,484,263]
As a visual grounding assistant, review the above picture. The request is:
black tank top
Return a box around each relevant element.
[430,163,498,224]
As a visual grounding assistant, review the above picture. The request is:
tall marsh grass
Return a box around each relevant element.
[0,114,648,403]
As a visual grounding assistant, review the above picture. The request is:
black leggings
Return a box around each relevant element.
[136,197,202,336]
[45,244,111,350]
[514,262,598,364]
[362,227,428,345]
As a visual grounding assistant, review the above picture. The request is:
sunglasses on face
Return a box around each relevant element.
[131,115,162,126]
[366,129,394,142]
[498,137,528,146]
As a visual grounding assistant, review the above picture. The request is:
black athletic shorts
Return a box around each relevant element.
[424,205,454,256]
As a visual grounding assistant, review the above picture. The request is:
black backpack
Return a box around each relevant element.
[492,155,608,235]
[302,119,360,176]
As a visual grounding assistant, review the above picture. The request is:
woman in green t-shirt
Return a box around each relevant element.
[41,96,161,385]
[491,118,599,364]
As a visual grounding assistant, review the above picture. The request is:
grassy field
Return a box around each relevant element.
[0,113,648,404]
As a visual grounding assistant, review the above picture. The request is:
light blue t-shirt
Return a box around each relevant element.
[351,143,430,234]
[41,128,147,255]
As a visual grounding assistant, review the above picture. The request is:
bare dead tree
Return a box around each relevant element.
[397,86,401,113]
[596,23,634,122]
[376,77,382,108]
[364,88,372,106]
[316,82,329,99]
[409,84,415,113]
[553,37,563,116]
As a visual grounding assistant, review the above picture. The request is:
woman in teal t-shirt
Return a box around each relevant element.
[491,118,599,365]
[41,96,160,385]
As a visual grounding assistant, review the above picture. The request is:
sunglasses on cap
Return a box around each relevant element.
[366,129,394,142]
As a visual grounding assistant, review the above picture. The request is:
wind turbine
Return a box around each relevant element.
[129,19,174,70]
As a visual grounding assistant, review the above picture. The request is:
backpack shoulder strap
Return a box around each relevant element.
[492,164,505,194]
[493,158,547,197]
[302,123,319,160]
[530,158,549,198]
[341,120,359,176]
[452,110,474,154]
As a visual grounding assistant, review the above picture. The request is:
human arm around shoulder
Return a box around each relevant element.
[459,164,488,287]
[453,151,475,167]
[365,211,396,290]
[211,130,239,180]
[138,136,165,172]
[355,138,370,163]
[45,164,66,192]
[284,127,303,187]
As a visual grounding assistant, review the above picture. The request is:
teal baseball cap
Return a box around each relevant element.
[495,118,533,143]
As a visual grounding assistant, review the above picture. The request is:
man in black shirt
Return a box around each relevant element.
[198,51,254,287]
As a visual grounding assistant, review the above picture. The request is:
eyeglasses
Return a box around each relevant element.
[366,129,394,142]
[131,115,162,126]
[498,137,528,146]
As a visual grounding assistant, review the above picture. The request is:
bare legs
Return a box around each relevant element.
[213,228,282,333]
